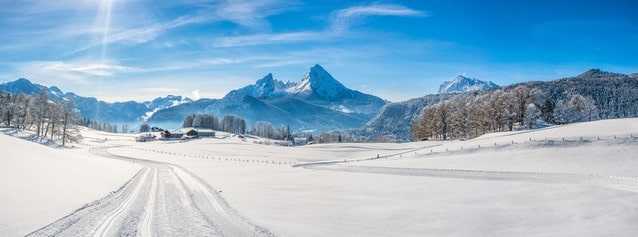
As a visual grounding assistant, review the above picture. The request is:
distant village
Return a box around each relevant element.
[136,127,310,146]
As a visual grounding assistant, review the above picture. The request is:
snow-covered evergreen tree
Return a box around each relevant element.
[524,103,541,129]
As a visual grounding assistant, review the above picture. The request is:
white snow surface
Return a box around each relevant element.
[0,128,141,236]
[108,118,638,236]
[3,118,638,236]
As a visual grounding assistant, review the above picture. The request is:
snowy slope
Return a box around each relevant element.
[98,118,638,236]
[438,75,499,94]
[0,129,140,236]
[4,118,637,236]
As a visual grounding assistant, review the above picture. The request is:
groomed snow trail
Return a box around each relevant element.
[26,147,275,237]
[305,165,638,193]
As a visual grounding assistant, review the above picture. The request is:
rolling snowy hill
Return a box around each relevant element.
[0,128,140,236]
[6,118,636,236]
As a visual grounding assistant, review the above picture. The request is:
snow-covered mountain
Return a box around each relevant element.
[0,78,65,100]
[438,75,499,94]
[1,65,387,132]
[150,64,388,131]
[236,73,292,98]
[141,95,192,122]
[0,78,191,123]
[228,64,387,114]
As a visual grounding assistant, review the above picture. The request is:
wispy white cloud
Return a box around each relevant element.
[210,3,425,48]
[191,89,201,100]
[213,31,324,47]
[214,0,298,30]
[30,61,134,77]
[70,0,298,54]
[12,60,136,86]
[331,3,426,33]
[72,13,214,55]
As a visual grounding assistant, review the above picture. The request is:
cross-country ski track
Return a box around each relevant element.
[26,146,275,237]
[301,164,638,194]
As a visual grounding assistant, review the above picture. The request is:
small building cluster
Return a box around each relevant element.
[293,137,308,146]
[135,133,156,142]
[159,128,216,140]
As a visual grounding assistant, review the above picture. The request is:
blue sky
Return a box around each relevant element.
[0,0,637,102]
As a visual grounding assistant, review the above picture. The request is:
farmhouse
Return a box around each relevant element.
[183,128,216,138]
[160,130,184,140]
[294,137,308,146]
[135,133,156,142]
[194,128,215,137]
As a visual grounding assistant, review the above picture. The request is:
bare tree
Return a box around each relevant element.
[61,100,81,146]
[221,114,246,134]
[251,121,277,138]
[182,114,195,128]
[556,94,598,124]
[140,124,151,132]
[0,92,15,126]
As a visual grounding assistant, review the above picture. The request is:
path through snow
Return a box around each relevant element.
[27,147,275,237]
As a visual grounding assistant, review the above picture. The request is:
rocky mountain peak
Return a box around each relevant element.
[438,75,499,94]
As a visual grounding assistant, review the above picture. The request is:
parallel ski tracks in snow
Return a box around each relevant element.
[27,146,275,237]
[138,167,158,237]
[92,167,151,237]
[308,165,638,193]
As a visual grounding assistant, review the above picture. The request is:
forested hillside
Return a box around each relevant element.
[360,69,638,142]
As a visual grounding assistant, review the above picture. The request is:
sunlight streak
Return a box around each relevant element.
[96,0,114,63]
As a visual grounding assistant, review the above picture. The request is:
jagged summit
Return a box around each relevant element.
[305,64,346,88]
[438,75,499,94]
[236,73,289,99]
[233,64,381,104]
[198,64,388,131]
[289,64,350,101]
[256,73,274,85]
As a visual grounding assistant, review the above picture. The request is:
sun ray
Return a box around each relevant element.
[95,0,114,63]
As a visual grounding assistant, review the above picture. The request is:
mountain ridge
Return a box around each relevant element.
[1,64,386,132]
[0,78,192,123]
[168,64,387,132]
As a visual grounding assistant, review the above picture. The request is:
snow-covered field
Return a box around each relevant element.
[0,128,140,236]
[2,118,638,236]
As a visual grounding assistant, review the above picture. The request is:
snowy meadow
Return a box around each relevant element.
[1,118,637,236]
